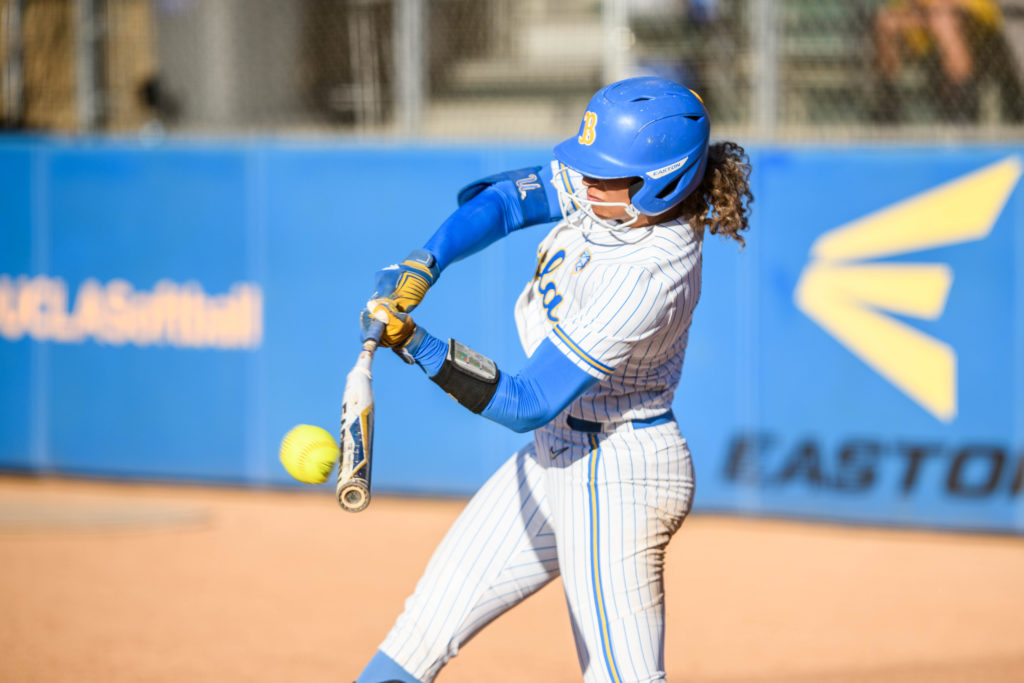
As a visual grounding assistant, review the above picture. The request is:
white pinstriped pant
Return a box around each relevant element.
[379,419,695,683]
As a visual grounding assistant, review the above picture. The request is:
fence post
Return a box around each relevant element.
[1,0,25,127]
[602,0,630,84]
[751,0,778,138]
[76,0,104,131]
[393,0,424,136]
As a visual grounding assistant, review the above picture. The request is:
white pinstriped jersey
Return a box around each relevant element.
[514,162,704,425]
[375,161,703,683]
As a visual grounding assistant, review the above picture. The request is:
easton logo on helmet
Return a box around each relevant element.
[647,156,689,179]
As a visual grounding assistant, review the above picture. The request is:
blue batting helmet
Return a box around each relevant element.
[554,77,710,216]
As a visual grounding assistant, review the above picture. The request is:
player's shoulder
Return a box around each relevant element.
[654,216,703,249]
[604,219,702,274]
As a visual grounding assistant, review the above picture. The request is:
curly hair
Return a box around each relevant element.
[676,141,753,247]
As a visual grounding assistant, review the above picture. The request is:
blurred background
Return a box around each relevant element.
[1,5,1023,681]
[3,0,1023,140]
[1,0,1023,535]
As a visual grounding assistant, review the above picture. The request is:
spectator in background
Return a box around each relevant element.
[871,0,1024,123]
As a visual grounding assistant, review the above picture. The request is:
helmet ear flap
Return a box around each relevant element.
[630,150,707,216]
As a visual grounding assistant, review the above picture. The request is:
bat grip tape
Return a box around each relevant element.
[431,338,500,413]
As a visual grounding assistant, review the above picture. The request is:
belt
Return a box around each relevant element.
[565,410,674,434]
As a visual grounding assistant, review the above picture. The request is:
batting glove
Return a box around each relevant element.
[362,298,417,351]
[371,249,440,313]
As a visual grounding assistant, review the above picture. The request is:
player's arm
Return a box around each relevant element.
[427,164,562,270]
[364,299,597,433]
[367,256,675,399]
[409,331,597,433]
[370,164,562,312]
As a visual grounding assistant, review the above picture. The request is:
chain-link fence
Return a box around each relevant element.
[2,0,1023,141]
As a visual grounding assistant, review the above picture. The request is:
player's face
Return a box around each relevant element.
[581,176,636,220]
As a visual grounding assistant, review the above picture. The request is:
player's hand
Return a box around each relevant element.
[371,249,440,313]
[362,298,416,349]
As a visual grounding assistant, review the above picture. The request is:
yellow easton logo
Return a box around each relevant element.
[794,156,1022,422]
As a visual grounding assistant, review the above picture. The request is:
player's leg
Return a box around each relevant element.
[546,424,695,683]
[360,441,560,683]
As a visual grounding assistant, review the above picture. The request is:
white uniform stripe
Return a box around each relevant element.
[586,436,623,682]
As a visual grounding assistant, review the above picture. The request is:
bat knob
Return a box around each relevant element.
[337,479,370,513]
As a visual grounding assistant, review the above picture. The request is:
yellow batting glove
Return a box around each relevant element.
[363,298,416,349]
[371,249,440,313]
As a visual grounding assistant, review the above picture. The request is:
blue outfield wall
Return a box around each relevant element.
[1,137,1022,533]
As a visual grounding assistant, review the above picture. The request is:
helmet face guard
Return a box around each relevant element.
[553,77,710,228]
[555,182,642,233]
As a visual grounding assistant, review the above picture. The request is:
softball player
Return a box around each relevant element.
[356,77,752,683]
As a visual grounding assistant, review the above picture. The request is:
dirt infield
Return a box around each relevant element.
[0,475,1021,683]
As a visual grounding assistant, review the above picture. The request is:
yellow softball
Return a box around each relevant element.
[279,424,339,484]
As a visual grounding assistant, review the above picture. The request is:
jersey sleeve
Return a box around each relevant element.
[548,265,672,379]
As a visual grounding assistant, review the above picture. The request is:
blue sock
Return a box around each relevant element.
[355,650,422,683]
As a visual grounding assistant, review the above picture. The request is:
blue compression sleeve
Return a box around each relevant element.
[406,326,447,376]
[480,339,598,433]
[422,184,518,271]
[409,331,596,433]
[422,165,561,272]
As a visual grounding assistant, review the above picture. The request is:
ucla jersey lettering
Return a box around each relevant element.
[536,249,565,322]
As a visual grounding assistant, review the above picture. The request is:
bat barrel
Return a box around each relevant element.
[335,318,383,514]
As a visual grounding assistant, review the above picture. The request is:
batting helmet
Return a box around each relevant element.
[554,76,710,218]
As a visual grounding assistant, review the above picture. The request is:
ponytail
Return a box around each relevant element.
[678,141,753,247]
